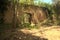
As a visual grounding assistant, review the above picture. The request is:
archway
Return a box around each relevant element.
[23,13,32,24]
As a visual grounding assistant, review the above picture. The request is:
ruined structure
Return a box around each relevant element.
[3,5,49,25]
[17,5,49,24]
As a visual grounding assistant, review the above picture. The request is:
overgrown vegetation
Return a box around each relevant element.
[13,0,60,28]
[0,0,60,40]
[0,0,60,29]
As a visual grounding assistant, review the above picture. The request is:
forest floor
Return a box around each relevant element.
[0,26,60,40]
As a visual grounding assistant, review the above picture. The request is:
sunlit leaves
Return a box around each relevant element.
[19,0,34,5]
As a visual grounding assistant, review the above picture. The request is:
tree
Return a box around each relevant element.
[52,0,60,25]
[52,0,60,4]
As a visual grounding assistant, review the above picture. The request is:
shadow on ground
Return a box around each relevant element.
[0,24,48,40]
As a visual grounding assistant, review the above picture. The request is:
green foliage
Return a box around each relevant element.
[19,0,34,5]
[21,23,38,29]
[52,1,60,25]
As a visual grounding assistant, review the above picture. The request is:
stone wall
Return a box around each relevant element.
[17,5,48,24]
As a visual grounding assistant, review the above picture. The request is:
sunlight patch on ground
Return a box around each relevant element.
[17,26,60,40]
[19,29,40,34]
[44,29,60,40]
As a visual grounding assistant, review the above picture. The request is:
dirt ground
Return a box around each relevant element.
[0,26,60,40]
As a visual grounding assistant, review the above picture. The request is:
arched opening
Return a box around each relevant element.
[23,13,32,24]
